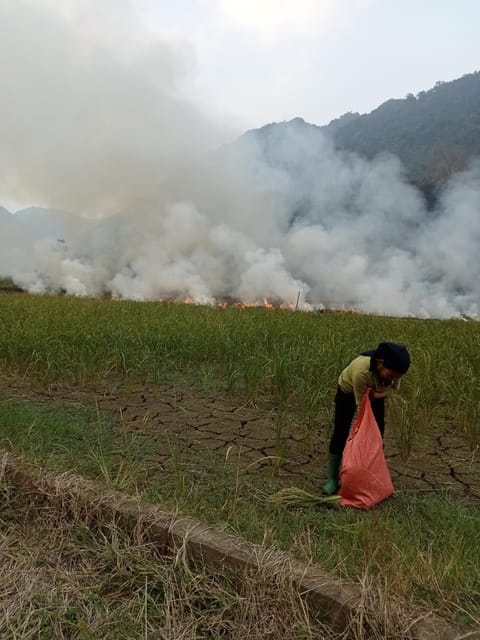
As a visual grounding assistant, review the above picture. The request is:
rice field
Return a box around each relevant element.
[1,292,480,444]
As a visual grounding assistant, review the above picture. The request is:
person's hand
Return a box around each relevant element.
[371,390,387,399]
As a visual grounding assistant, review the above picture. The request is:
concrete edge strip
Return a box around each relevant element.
[0,451,467,640]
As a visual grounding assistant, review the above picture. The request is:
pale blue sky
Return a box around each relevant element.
[143,0,480,128]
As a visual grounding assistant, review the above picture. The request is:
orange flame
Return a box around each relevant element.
[177,296,314,312]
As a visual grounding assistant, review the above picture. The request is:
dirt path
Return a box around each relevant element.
[2,374,479,503]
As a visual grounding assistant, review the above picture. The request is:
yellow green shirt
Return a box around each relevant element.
[338,355,400,405]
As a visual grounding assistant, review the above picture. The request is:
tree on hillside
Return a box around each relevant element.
[423,145,471,185]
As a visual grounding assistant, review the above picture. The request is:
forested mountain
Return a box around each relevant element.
[326,71,480,184]
[241,71,480,189]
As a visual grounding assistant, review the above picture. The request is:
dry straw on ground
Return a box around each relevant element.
[269,486,341,507]
[0,452,468,639]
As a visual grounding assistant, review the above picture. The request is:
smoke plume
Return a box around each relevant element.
[1,1,479,318]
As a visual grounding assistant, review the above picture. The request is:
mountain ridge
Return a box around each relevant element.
[241,70,480,186]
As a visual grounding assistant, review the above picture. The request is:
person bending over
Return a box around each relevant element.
[323,341,410,495]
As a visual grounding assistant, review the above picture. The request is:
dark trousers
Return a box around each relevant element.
[328,386,385,456]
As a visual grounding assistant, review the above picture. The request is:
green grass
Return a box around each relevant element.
[0,399,153,492]
[0,398,478,630]
[1,293,480,446]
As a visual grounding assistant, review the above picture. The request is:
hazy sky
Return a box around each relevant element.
[1,0,479,213]
[142,0,480,128]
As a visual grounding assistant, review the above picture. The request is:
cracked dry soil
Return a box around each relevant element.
[2,374,479,504]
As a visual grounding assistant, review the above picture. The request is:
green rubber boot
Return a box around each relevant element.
[322,453,342,495]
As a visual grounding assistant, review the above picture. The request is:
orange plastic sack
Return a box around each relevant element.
[339,391,395,509]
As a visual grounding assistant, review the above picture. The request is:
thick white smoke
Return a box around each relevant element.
[0,0,228,214]
[1,1,479,318]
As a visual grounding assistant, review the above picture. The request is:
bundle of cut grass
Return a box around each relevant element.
[269,487,341,508]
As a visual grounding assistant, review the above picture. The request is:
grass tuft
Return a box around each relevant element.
[269,487,341,508]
